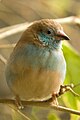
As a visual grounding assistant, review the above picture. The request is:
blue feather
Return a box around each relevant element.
[38,32,62,49]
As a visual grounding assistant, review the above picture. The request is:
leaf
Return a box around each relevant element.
[48,111,60,120]
[61,42,80,119]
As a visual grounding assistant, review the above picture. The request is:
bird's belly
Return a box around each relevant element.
[12,69,64,101]
[7,46,66,101]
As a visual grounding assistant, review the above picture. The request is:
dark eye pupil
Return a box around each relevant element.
[47,30,51,34]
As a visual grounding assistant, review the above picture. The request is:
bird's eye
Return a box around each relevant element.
[47,30,51,35]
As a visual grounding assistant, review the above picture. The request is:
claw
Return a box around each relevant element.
[51,92,59,106]
[57,84,80,97]
[15,95,24,109]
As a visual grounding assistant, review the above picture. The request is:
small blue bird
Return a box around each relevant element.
[5,19,69,106]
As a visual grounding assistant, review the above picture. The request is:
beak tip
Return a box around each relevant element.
[57,30,70,41]
[64,35,70,40]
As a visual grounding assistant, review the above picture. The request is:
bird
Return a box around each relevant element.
[5,19,70,108]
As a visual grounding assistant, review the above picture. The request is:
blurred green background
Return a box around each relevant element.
[0,0,80,120]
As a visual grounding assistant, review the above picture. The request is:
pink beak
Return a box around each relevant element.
[56,30,70,40]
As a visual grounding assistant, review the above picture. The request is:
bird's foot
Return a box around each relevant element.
[15,95,24,109]
[50,84,80,106]
[57,84,80,97]
[50,92,58,106]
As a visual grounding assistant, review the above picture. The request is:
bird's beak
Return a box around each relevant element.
[56,30,70,40]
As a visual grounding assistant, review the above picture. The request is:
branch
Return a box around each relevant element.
[0,98,80,116]
[0,43,16,48]
[0,16,80,40]
[8,104,31,120]
[55,16,80,25]
[0,54,7,64]
[0,44,15,65]
[0,22,29,39]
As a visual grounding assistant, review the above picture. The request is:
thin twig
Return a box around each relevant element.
[0,54,7,64]
[0,44,15,64]
[57,84,80,97]
[0,98,80,116]
[0,43,16,48]
[55,16,80,25]
[8,105,31,120]
[0,22,29,39]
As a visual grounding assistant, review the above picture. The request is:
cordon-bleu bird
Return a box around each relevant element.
[5,19,70,107]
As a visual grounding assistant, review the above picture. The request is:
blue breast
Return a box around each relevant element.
[11,44,65,72]
[6,43,66,90]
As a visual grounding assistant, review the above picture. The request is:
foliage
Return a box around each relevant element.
[62,42,80,120]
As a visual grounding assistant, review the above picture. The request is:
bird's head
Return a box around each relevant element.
[20,19,70,50]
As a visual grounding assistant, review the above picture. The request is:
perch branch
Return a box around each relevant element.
[0,98,80,116]
[0,16,80,40]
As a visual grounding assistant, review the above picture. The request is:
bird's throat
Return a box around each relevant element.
[38,32,62,50]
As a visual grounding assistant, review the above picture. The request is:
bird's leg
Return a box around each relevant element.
[51,92,58,106]
[50,84,80,106]
[15,95,24,109]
